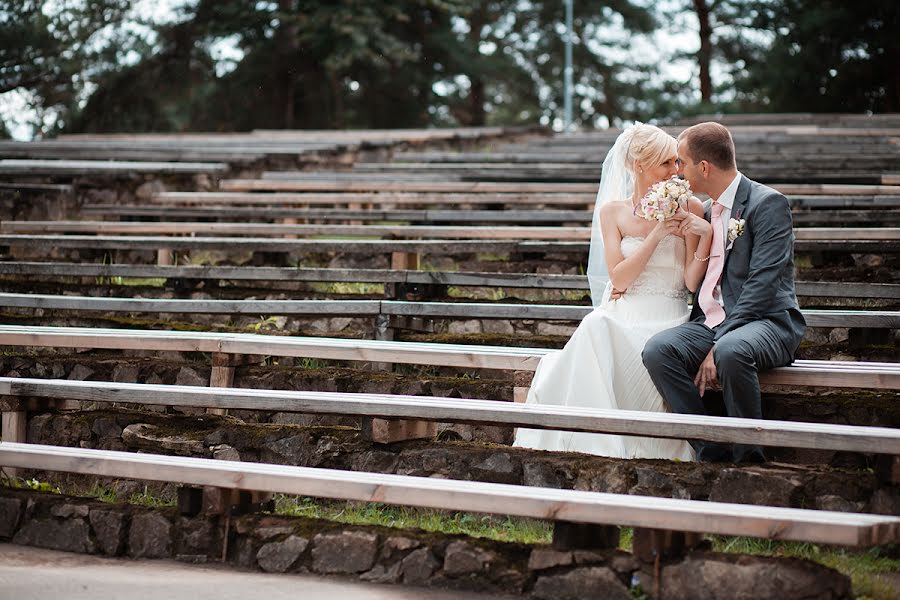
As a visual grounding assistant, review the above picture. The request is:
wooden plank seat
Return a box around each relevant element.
[77,204,900,226]
[0,234,893,255]
[2,262,898,301]
[3,377,900,456]
[349,162,900,183]
[58,125,519,143]
[221,179,900,197]
[0,234,586,255]
[0,293,896,330]
[0,159,229,176]
[149,191,900,210]
[151,191,598,206]
[82,205,598,222]
[0,325,897,390]
[390,151,900,164]
[2,442,897,546]
[4,221,898,243]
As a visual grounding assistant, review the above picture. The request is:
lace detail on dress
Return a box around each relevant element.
[620,235,688,299]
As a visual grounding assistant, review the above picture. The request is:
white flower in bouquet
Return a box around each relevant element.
[634,177,692,222]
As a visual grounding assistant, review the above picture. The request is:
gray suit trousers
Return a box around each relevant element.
[642,308,802,462]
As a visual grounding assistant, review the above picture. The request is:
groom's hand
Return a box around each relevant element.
[694,349,717,396]
[609,287,626,300]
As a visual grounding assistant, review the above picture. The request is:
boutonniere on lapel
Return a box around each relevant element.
[726,209,745,249]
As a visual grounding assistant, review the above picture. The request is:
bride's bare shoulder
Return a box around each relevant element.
[600,201,629,218]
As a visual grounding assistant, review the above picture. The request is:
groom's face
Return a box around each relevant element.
[677,139,707,193]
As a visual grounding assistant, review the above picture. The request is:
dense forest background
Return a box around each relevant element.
[1,0,897,138]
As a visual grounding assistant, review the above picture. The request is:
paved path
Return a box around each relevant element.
[0,543,510,600]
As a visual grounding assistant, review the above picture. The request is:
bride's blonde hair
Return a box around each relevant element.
[624,124,676,173]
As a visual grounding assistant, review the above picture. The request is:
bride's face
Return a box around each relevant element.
[639,153,679,188]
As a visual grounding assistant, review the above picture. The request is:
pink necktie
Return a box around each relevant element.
[698,202,726,328]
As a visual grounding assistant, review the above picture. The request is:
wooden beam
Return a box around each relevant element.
[1,443,897,546]
[1,293,894,330]
[2,377,899,454]
[0,234,588,255]
[207,352,235,417]
[3,262,899,299]
[0,410,26,479]
[0,325,897,388]
[6,221,899,243]
[0,159,228,175]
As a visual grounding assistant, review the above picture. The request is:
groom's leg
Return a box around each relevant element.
[714,317,795,463]
[642,322,718,456]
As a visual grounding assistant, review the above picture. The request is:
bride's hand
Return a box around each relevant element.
[676,209,713,238]
[648,216,682,243]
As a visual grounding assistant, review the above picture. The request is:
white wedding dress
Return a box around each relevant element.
[514,234,695,461]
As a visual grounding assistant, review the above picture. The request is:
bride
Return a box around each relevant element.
[514,124,713,460]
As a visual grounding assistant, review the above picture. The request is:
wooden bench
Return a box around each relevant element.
[0,292,896,330]
[3,262,898,301]
[4,221,898,245]
[151,191,597,206]
[1,442,897,549]
[0,235,892,268]
[4,377,899,457]
[221,178,900,197]
[147,190,900,209]
[0,159,230,176]
[0,324,896,389]
[77,203,900,226]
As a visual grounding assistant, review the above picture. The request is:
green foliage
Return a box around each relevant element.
[736,0,900,112]
[0,0,132,136]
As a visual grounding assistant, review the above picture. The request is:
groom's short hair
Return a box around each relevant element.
[678,122,736,171]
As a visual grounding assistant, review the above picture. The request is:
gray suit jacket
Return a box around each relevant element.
[689,175,807,342]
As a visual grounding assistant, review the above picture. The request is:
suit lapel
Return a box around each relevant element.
[723,175,751,268]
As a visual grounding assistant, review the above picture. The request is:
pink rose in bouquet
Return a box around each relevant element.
[634,177,692,222]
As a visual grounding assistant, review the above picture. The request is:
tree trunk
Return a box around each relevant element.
[278,0,299,128]
[693,0,713,103]
[467,4,487,126]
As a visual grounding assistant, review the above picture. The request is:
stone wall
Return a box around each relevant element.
[0,488,852,599]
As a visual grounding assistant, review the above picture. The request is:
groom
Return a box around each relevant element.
[642,122,806,463]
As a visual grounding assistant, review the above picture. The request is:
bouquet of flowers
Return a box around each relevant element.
[634,177,692,222]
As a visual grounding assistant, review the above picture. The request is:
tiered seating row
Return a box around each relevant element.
[2,262,897,300]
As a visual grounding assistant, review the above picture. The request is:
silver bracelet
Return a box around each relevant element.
[694,252,711,262]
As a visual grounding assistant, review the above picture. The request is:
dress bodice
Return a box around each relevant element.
[620,235,688,299]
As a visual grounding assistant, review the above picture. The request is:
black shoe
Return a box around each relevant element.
[697,444,733,463]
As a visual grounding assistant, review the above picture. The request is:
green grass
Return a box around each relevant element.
[308,281,384,295]
[275,496,553,545]
[2,477,174,508]
[117,277,167,287]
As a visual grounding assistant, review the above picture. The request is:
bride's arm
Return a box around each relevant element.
[601,203,680,291]
[679,197,713,292]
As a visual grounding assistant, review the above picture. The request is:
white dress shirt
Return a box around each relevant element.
[711,171,743,307]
